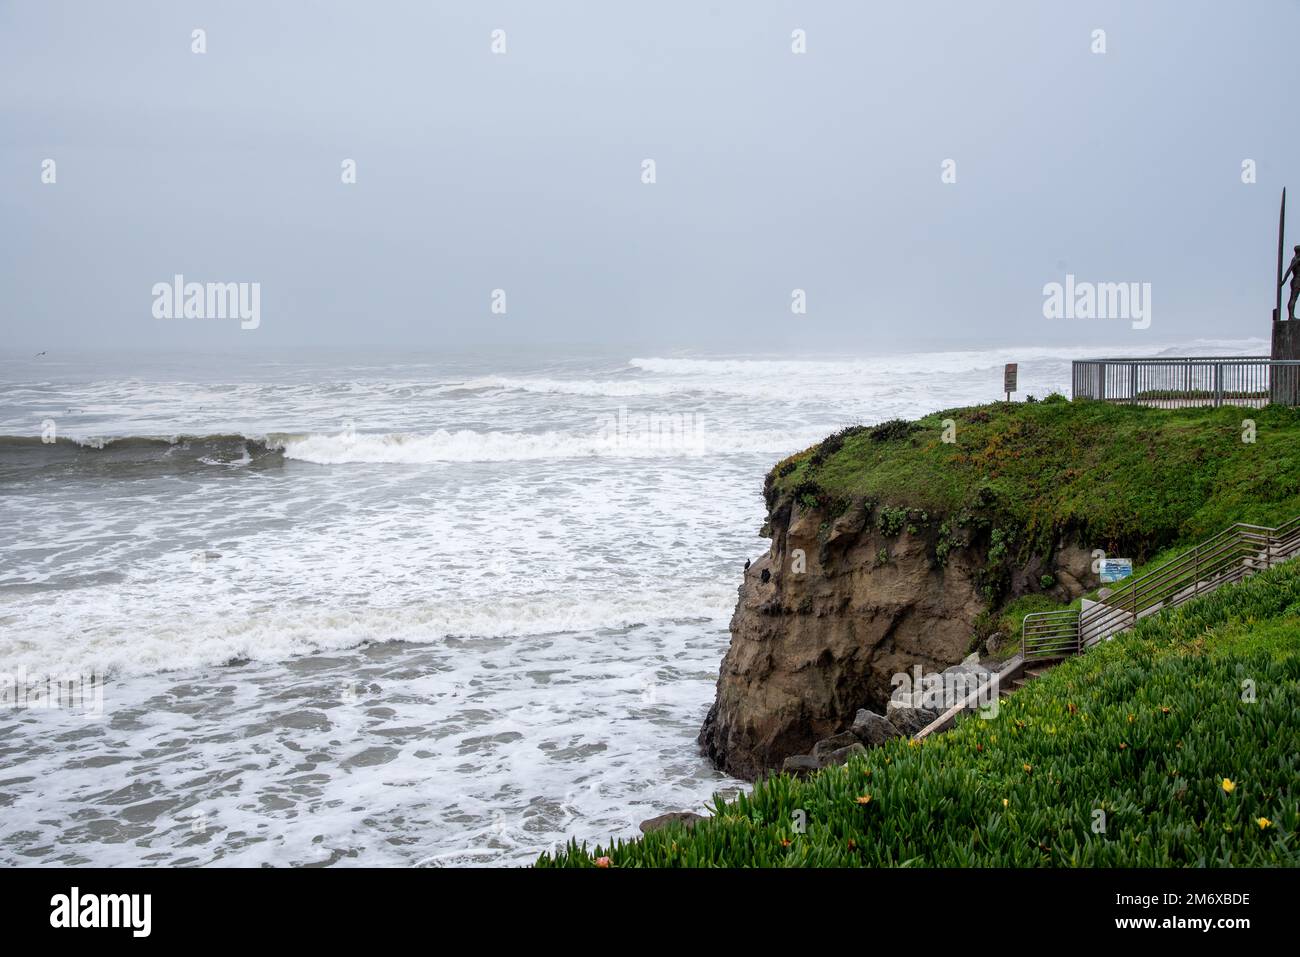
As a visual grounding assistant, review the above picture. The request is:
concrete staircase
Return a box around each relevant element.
[915,521,1300,744]
[1002,663,1057,696]
[1023,515,1300,662]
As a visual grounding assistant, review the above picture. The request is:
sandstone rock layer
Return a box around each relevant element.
[699,496,1088,780]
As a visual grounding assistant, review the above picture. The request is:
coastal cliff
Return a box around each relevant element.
[698,497,978,779]
[698,489,1092,779]
[698,398,1300,780]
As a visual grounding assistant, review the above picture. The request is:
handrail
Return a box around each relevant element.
[1021,513,1300,661]
[1072,357,1300,408]
[1079,356,1273,362]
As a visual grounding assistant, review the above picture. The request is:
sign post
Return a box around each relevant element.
[1003,363,1017,402]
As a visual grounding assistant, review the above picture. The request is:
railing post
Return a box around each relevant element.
[1215,363,1223,407]
[1131,573,1139,627]
[1129,363,1138,404]
[1193,544,1199,596]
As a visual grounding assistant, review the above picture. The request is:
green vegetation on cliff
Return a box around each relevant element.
[538,560,1300,867]
[769,396,1300,564]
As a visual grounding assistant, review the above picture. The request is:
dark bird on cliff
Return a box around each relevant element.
[760,568,771,584]
[744,559,750,571]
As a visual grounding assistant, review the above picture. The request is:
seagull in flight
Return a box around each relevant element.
[33,351,46,358]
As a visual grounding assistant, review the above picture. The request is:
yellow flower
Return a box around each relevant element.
[780,837,792,847]
[1221,778,1236,793]
[1127,713,1135,723]
[1257,817,1272,830]
[856,794,872,805]
[1002,798,1009,807]
[1023,763,1032,774]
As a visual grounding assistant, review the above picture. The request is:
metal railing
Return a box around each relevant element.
[1020,609,1083,661]
[1021,515,1300,661]
[1071,357,1300,408]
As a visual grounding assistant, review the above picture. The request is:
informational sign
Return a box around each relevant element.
[1100,558,1133,583]
[1003,363,1017,399]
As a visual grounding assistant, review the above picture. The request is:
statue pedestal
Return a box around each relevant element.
[1271,319,1300,406]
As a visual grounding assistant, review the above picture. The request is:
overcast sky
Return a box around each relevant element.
[2,0,1298,356]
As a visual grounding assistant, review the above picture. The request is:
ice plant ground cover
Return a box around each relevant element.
[538,560,1300,867]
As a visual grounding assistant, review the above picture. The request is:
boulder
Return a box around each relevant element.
[781,754,820,777]
[817,742,867,768]
[851,708,902,747]
[888,689,924,710]
[811,731,860,758]
[1054,541,1096,596]
[886,705,940,736]
[639,811,705,834]
[942,656,990,677]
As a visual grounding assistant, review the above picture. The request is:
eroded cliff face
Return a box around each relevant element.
[698,495,1092,780]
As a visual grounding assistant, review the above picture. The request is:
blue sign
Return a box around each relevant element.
[1100,558,1133,583]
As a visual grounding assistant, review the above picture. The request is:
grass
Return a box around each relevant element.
[538,560,1300,867]
[766,396,1300,623]
[769,395,1300,563]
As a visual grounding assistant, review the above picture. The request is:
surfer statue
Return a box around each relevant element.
[1283,244,1300,322]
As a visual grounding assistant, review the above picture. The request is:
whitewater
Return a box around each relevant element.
[0,342,1264,865]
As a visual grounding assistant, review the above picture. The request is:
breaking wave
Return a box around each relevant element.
[0,425,822,473]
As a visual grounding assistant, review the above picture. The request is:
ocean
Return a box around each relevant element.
[0,340,1263,866]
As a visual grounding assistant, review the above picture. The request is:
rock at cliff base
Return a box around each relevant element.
[639,811,705,834]
[811,731,860,758]
[781,754,820,777]
[851,708,902,747]
[886,705,940,735]
[943,658,991,677]
[817,742,867,768]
